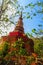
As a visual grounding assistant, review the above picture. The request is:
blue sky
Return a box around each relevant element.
[18,0,43,36]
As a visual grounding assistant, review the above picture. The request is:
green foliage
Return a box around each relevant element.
[25,3,35,8]
[0,36,43,64]
[40,30,43,33]
[33,13,36,16]
[3,42,9,51]
[26,33,33,37]
[0,50,3,57]
[26,56,34,65]
[27,15,30,19]
[3,17,9,22]
[13,38,24,48]
[0,41,9,58]
[13,38,28,55]
[37,2,41,6]
[33,37,43,57]
[2,41,9,57]
[38,24,43,27]
[18,48,27,55]
[32,29,36,33]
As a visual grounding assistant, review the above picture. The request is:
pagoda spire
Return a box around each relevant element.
[14,12,24,33]
[19,11,22,19]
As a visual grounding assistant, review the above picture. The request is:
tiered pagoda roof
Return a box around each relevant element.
[1,12,34,55]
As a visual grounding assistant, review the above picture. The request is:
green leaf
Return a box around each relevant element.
[28,3,35,8]
[33,13,36,16]
[2,42,9,57]
[37,2,41,6]
[15,0,17,2]
[26,33,33,37]
[40,30,43,33]
[19,48,27,55]
[32,29,36,33]
[38,24,42,27]
[27,15,30,19]
[16,11,19,13]
[5,18,9,22]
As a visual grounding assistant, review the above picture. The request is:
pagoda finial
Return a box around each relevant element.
[19,11,22,19]
[20,11,22,17]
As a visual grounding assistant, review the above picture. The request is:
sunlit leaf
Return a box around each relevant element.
[27,3,35,8]
[32,29,36,33]
[40,30,43,33]
[27,15,30,19]
[37,2,41,6]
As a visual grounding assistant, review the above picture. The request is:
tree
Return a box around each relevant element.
[0,0,18,35]
[34,37,43,57]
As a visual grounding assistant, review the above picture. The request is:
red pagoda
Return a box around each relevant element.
[1,12,34,55]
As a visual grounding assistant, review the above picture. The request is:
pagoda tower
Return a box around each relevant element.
[8,12,34,55]
[14,12,24,33]
[1,12,34,56]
